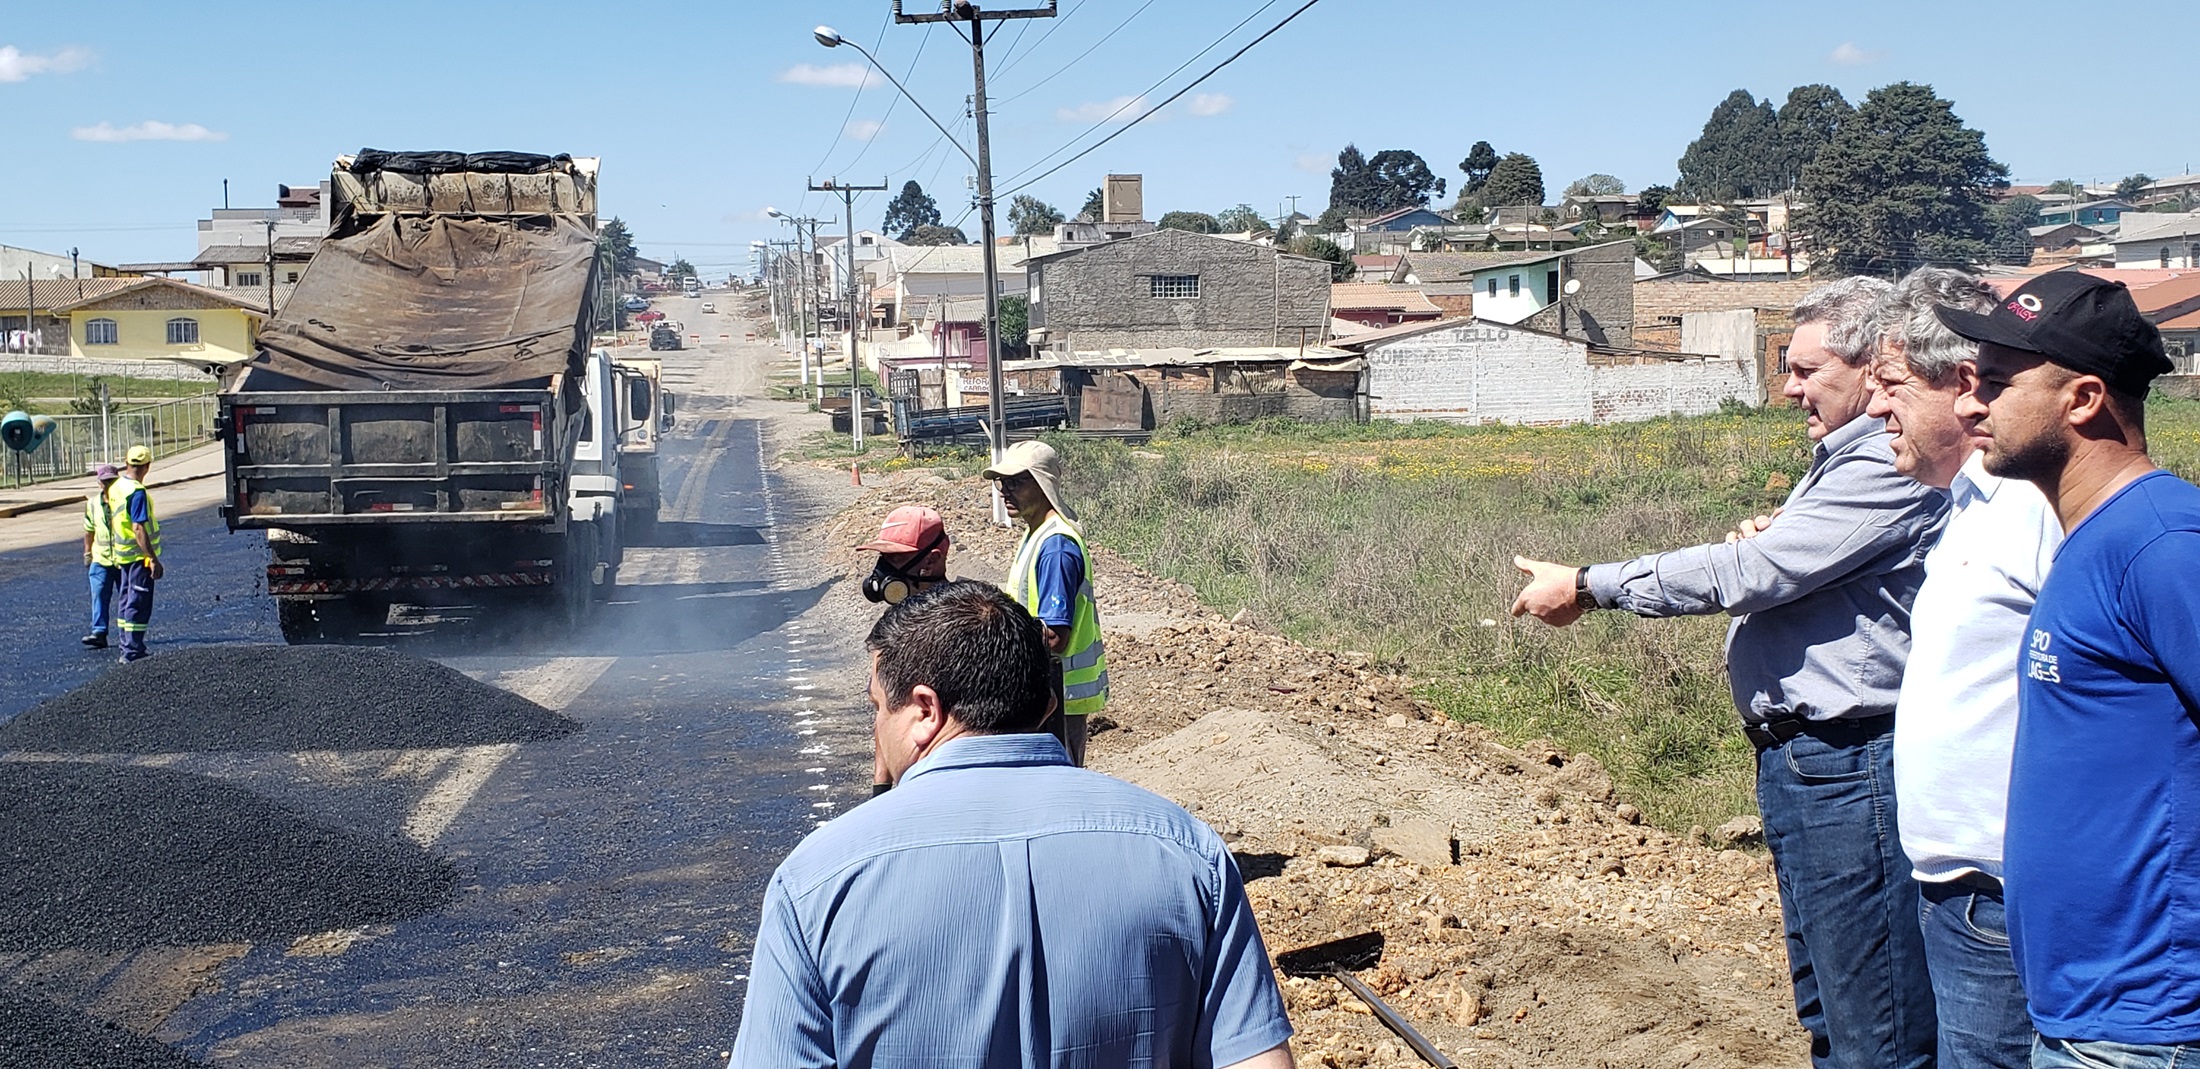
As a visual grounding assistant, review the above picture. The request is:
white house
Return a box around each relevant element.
[2112,213,2200,269]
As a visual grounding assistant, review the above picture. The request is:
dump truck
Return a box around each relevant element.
[612,357,674,541]
[217,150,622,642]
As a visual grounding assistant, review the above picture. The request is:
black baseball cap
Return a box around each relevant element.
[1934,271,2172,395]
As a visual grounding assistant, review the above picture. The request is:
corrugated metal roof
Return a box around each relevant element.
[0,277,148,311]
[1329,283,1441,313]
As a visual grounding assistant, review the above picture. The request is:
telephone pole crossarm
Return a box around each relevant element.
[810,178,890,452]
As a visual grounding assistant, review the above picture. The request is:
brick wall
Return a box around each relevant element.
[1119,363,1357,424]
[1519,241,1637,347]
[1633,278,1820,324]
[1034,229,1330,351]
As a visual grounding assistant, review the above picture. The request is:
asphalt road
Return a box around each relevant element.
[0,302,875,1066]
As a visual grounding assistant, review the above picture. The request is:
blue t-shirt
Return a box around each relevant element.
[2006,470,2200,1044]
[1032,533,1085,630]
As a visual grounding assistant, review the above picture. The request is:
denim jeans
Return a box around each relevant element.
[1757,719,1937,1069]
[2033,1036,2199,1068]
[87,561,118,635]
[1921,878,2032,1069]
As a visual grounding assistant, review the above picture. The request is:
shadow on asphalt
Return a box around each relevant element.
[315,579,833,658]
[630,521,770,548]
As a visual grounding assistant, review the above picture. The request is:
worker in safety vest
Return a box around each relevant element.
[855,504,955,794]
[80,463,122,649]
[983,441,1106,766]
[106,445,162,663]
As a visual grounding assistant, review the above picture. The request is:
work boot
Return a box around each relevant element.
[80,632,108,649]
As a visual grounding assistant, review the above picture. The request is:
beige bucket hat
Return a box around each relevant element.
[981,440,1075,522]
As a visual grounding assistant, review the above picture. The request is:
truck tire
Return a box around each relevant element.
[561,523,597,631]
[277,601,319,644]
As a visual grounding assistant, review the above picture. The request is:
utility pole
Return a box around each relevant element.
[895,0,1055,524]
[810,177,889,452]
[264,219,278,322]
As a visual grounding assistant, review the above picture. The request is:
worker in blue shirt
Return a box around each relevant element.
[1940,272,2199,1069]
[727,581,1292,1069]
[106,445,163,663]
[983,440,1107,767]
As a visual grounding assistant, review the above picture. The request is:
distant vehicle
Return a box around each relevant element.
[621,295,650,312]
[682,278,701,297]
[649,325,681,351]
[700,301,715,313]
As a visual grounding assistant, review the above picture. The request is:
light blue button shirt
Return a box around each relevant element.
[728,732,1294,1069]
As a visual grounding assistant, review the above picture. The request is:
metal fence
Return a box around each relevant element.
[1,393,220,489]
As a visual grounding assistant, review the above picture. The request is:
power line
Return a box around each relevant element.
[990,0,1083,81]
[1000,0,1322,198]
[832,24,934,176]
[806,12,895,179]
[997,0,1286,189]
[992,0,1155,107]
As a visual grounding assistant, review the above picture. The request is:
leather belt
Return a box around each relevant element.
[1742,713,1894,752]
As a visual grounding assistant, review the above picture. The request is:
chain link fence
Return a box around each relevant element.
[2,393,220,489]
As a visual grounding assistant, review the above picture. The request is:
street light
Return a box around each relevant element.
[813,27,977,170]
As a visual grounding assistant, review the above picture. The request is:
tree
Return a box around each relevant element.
[995,295,1029,357]
[1215,204,1270,234]
[1329,145,1445,216]
[904,224,969,246]
[1772,84,1853,193]
[1457,141,1500,193]
[1313,206,1348,232]
[597,217,638,278]
[1986,194,2043,265]
[1157,211,1220,234]
[1007,194,1064,236]
[1328,144,1374,215]
[1563,174,1626,198]
[1079,187,1106,221]
[2043,179,2081,197]
[1289,234,1351,281]
[882,181,942,242]
[1677,89,1781,200]
[1637,184,1672,217]
[1479,153,1545,207]
[1798,81,2010,275]
[2115,173,2155,200]
[669,257,696,278]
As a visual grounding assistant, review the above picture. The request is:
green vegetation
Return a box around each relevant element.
[1055,399,2200,833]
[0,371,212,410]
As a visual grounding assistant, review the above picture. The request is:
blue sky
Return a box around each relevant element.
[2,1,2191,277]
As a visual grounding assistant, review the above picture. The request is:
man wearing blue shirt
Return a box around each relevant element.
[984,440,1107,767]
[728,581,1292,1069]
[1940,273,2197,1069]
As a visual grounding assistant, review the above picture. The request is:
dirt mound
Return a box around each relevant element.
[0,645,580,754]
[0,762,456,953]
[809,467,1808,1068]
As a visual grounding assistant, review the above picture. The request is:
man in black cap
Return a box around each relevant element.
[1940,271,2200,1069]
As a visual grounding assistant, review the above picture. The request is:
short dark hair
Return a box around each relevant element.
[865,580,1054,734]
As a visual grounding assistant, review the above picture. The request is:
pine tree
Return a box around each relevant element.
[1457,141,1500,193]
[1479,154,1545,207]
[1328,144,1374,214]
[1772,84,1853,194]
[1677,89,1781,200]
[882,181,942,242]
[1799,82,2010,275]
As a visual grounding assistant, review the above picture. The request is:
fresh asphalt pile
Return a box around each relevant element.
[0,644,579,753]
[0,988,204,1069]
[0,762,456,953]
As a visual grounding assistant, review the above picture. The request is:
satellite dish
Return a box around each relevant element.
[1562,278,1583,295]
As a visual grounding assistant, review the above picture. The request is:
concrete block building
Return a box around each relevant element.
[1024,228,1332,352]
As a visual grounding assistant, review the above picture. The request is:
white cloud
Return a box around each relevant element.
[1294,153,1331,174]
[1187,93,1234,117]
[1829,42,1878,65]
[1056,95,1147,123]
[778,63,880,89]
[844,118,885,141]
[0,45,90,83]
[71,120,228,143]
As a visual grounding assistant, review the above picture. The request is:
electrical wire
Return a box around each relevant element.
[806,13,895,180]
[989,0,1082,81]
[997,0,1285,189]
[1000,0,1321,198]
[831,24,934,177]
[991,0,1155,107]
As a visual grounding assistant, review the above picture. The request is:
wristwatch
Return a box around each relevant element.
[1573,568,1597,611]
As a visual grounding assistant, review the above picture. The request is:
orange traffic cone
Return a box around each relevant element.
[850,462,861,486]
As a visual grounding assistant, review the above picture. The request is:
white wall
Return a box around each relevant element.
[1365,320,1753,425]
[2115,242,2200,269]
[1468,265,1553,324]
[1682,308,1762,398]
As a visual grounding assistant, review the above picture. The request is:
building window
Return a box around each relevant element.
[2165,247,2174,269]
[1486,278,1498,297]
[235,271,262,288]
[1545,270,1560,305]
[85,318,118,346]
[2190,243,2199,267]
[166,317,199,345]
[285,271,299,283]
[1149,275,1200,299]
[1507,275,1520,298]
[1777,345,1791,373]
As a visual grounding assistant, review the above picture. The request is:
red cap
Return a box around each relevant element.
[856,506,950,573]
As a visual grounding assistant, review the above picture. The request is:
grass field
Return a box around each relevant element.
[0,370,213,410]
[1055,396,2200,832]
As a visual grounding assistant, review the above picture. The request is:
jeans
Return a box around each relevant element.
[1921,878,2032,1069]
[2033,1036,2198,1068]
[1757,719,1937,1069]
[87,561,118,635]
[116,560,155,661]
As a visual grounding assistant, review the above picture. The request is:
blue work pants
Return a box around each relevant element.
[1757,719,1938,1069]
[87,561,118,636]
[116,560,155,661]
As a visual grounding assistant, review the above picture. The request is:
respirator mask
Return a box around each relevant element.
[861,531,945,605]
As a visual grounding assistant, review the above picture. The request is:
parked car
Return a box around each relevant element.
[700,301,715,313]
[649,325,681,351]
[621,295,650,312]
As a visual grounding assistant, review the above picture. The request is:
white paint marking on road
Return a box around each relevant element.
[798,729,817,736]
[812,801,835,809]
[806,767,826,773]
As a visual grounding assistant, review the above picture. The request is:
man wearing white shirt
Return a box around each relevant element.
[1867,267,2062,1069]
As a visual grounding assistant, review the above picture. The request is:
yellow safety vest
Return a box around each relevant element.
[84,492,118,567]
[1007,513,1107,716]
[106,476,160,565]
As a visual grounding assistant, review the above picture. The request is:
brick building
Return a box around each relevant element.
[1024,228,1331,352]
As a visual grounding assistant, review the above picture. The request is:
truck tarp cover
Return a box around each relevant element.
[248,214,595,390]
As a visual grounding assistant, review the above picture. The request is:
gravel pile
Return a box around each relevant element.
[0,645,579,754]
[0,762,456,953]
[0,989,201,1069]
